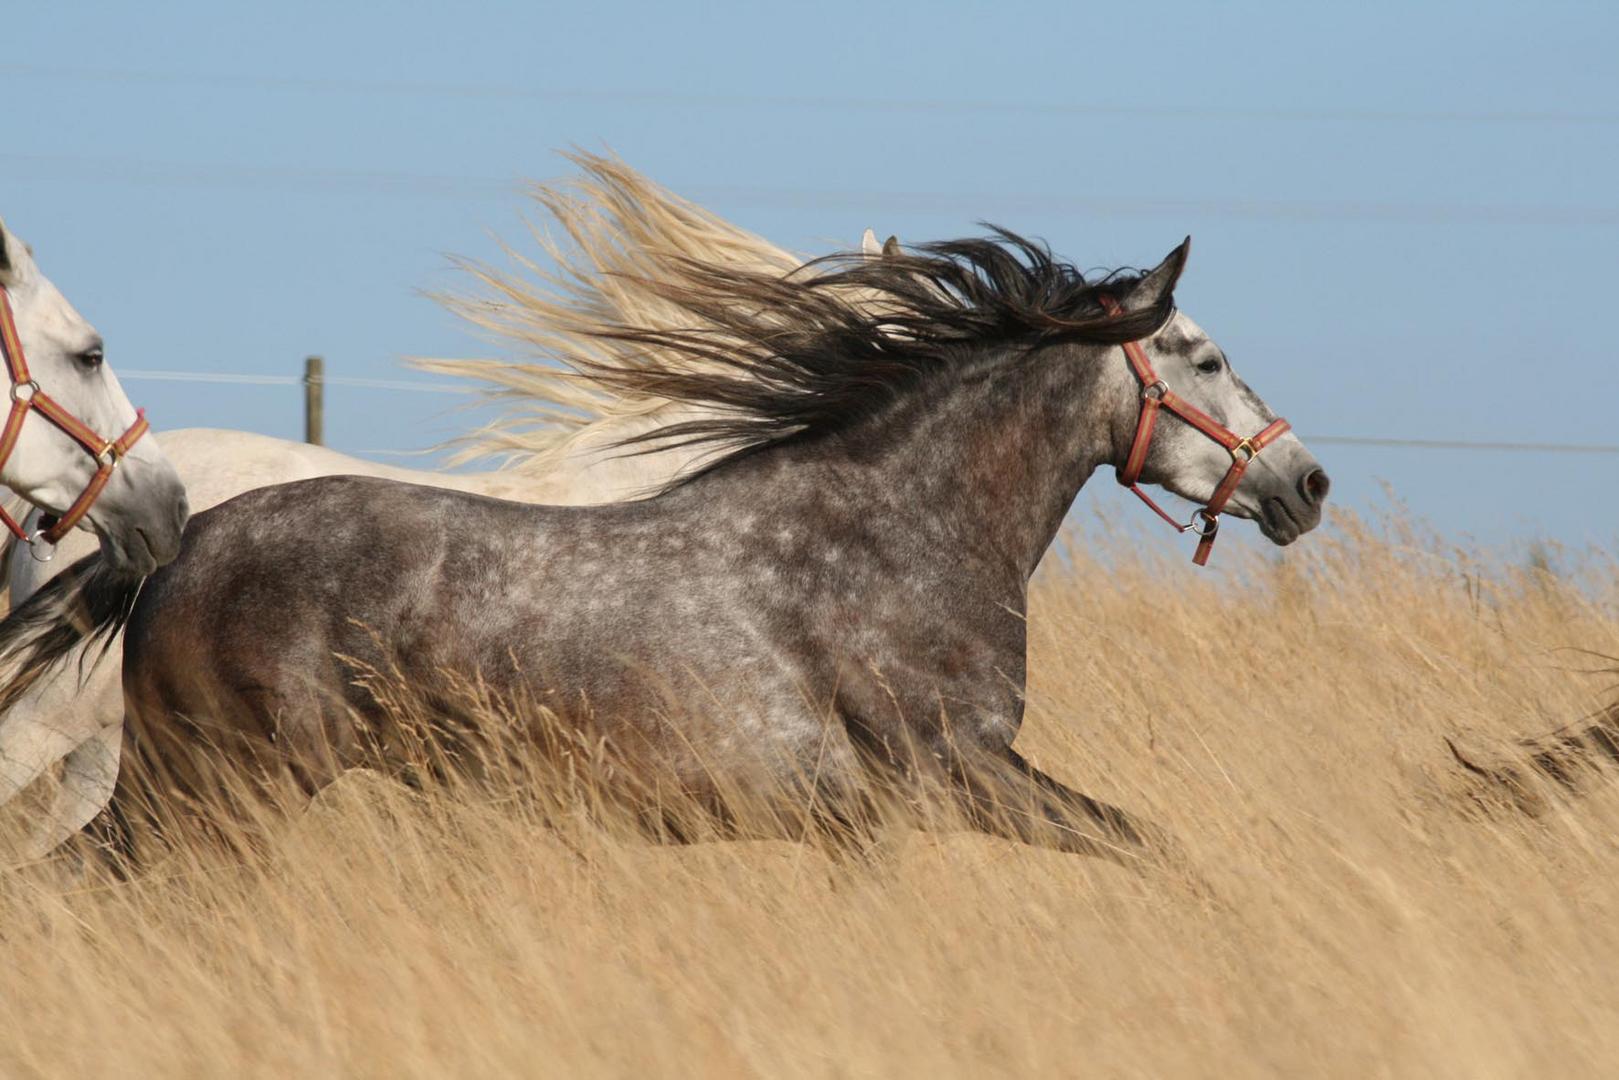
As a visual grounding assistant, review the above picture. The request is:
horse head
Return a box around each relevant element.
[0,219,187,574]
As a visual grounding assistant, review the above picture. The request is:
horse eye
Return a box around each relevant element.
[77,346,104,370]
[1196,357,1221,375]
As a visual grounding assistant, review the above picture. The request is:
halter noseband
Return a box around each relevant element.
[0,285,150,557]
[1101,296,1290,566]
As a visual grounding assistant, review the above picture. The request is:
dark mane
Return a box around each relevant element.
[574,228,1176,486]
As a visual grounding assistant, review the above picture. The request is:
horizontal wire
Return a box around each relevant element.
[1310,435,1619,455]
[5,153,1616,226]
[113,369,1619,456]
[6,152,1612,226]
[17,62,1605,461]
[117,370,477,393]
[325,376,477,394]
[115,370,298,386]
[4,62,1615,127]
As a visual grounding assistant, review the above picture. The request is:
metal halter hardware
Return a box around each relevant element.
[1100,295,1291,567]
[0,285,151,553]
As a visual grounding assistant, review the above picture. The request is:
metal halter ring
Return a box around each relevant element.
[10,379,39,404]
[1169,508,1217,535]
[1188,510,1219,537]
[94,442,120,469]
[1141,379,1168,402]
[26,531,55,563]
[1229,437,1258,464]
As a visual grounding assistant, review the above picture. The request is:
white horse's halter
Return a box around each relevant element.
[0,285,151,558]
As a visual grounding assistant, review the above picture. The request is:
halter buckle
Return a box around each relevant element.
[10,379,39,404]
[1230,437,1257,464]
[94,442,120,469]
[1141,380,1168,402]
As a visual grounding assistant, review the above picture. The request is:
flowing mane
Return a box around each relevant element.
[422,155,1172,487]
[554,231,1175,487]
[421,152,825,473]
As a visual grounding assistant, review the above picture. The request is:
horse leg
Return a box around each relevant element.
[0,714,86,806]
[0,636,126,860]
[80,741,139,872]
[0,679,112,811]
[948,745,1173,867]
[18,723,121,862]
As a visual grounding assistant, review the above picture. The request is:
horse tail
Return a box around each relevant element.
[1452,698,1619,813]
[0,553,140,716]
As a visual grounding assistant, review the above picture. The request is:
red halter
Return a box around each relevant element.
[1101,296,1290,566]
[0,285,150,553]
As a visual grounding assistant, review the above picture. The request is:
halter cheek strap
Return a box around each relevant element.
[1100,296,1290,566]
[0,285,151,552]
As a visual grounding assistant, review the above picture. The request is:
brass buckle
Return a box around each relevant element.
[94,441,120,469]
[1230,437,1257,464]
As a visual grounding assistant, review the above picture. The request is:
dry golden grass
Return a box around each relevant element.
[2,507,1617,1078]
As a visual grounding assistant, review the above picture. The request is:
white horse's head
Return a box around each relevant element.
[0,219,187,575]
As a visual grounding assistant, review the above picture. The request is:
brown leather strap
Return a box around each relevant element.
[0,396,32,476]
[39,410,148,543]
[1100,294,1290,566]
[32,391,118,459]
[1203,417,1292,518]
[1192,515,1220,566]
[1119,390,1161,486]
[0,288,29,385]
[1159,390,1245,452]
[0,285,154,548]
[41,462,115,543]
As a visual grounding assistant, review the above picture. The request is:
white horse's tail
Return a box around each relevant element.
[0,552,134,715]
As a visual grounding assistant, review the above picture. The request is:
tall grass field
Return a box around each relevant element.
[2,507,1615,1078]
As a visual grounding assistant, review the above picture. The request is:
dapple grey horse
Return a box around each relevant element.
[0,158,875,862]
[0,231,1329,867]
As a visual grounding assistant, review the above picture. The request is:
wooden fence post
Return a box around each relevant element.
[304,355,324,446]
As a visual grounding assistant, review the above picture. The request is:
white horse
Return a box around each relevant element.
[0,154,892,861]
[0,217,187,575]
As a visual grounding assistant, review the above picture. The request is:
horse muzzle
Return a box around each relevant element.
[88,464,189,576]
[1254,464,1330,546]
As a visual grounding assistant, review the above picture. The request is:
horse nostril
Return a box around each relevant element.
[1300,468,1331,506]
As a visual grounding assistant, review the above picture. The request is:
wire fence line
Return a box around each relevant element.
[6,153,1616,227]
[120,369,476,394]
[5,62,1617,128]
[1306,435,1619,456]
[114,366,1619,458]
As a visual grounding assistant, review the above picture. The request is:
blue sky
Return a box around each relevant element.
[4,1,1616,562]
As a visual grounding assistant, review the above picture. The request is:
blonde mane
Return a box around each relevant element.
[421,152,825,475]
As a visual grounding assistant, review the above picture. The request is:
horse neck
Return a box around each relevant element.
[710,342,1121,584]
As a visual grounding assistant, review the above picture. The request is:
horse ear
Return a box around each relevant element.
[861,228,882,256]
[0,222,11,280]
[1120,236,1191,314]
[882,235,902,258]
